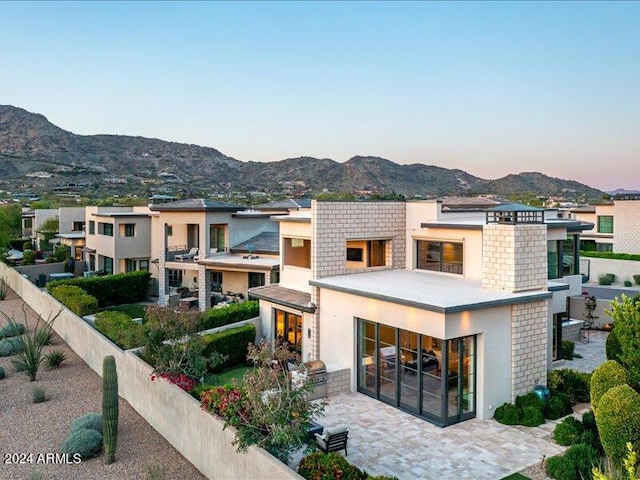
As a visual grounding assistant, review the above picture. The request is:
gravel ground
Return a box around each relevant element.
[0,289,206,480]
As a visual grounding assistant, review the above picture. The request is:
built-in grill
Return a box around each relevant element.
[304,360,328,400]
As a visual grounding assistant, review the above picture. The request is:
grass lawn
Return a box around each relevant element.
[106,303,147,319]
[501,474,530,480]
[214,366,254,386]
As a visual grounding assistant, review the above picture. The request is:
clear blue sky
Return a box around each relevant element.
[1,1,639,191]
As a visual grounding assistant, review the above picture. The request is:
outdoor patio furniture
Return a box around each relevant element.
[175,247,198,261]
[315,426,348,455]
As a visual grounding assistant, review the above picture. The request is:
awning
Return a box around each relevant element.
[82,247,96,253]
[248,285,316,313]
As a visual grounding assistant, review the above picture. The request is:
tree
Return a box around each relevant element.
[0,204,22,248]
[607,294,640,385]
[201,340,326,464]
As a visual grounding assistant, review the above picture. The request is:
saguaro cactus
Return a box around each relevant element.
[102,355,119,464]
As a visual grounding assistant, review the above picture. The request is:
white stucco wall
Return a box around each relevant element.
[316,288,515,421]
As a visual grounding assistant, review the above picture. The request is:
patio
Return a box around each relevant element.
[303,331,608,480]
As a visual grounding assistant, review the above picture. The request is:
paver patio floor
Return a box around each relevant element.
[307,330,607,480]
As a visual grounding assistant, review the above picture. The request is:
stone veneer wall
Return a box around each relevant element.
[482,223,547,292]
[614,199,640,254]
[309,200,406,360]
[326,367,351,396]
[511,300,549,399]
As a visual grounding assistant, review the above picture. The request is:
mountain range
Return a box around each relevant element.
[0,105,605,200]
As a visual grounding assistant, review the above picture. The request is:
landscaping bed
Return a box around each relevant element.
[0,289,205,480]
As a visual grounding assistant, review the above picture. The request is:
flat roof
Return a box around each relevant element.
[310,269,552,314]
[56,232,85,239]
[195,253,279,271]
[92,212,152,218]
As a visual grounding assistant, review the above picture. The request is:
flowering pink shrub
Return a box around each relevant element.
[150,372,197,392]
[201,385,247,421]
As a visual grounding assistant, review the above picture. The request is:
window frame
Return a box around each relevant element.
[597,215,614,234]
[416,240,463,274]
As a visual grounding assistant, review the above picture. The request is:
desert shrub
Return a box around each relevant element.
[94,311,146,350]
[606,329,623,363]
[0,366,5,379]
[201,324,256,372]
[521,405,545,427]
[0,337,23,357]
[561,340,576,360]
[298,452,367,480]
[199,301,259,330]
[71,413,102,434]
[564,443,599,479]
[60,428,103,459]
[546,455,577,480]
[544,392,573,420]
[493,403,522,425]
[47,270,150,307]
[554,416,584,446]
[35,327,54,346]
[547,369,591,404]
[591,360,630,411]
[596,385,640,467]
[515,391,545,410]
[0,322,25,338]
[625,279,633,287]
[634,274,640,285]
[50,285,98,316]
[32,386,46,403]
[45,350,66,368]
[22,250,36,265]
[608,294,640,385]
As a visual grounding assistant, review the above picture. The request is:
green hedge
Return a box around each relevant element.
[47,270,150,307]
[606,329,623,363]
[94,311,146,350]
[590,360,630,411]
[596,384,640,467]
[199,301,259,331]
[50,285,99,316]
[547,369,591,404]
[580,251,640,261]
[202,324,256,372]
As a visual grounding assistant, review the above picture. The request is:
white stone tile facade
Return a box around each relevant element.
[613,199,640,254]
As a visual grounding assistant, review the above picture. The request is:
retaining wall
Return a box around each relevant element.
[0,263,301,480]
[584,257,640,287]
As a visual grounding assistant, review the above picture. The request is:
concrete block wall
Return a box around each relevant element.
[614,199,640,254]
[0,263,301,480]
[510,300,548,400]
[482,224,547,292]
[326,366,351,396]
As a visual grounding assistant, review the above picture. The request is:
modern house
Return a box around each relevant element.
[150,199,280,311]
[571,193,640,254]
[83,206,153,275]
[55,207,86,261]
[21,207,86,258]
[250,199,591,427]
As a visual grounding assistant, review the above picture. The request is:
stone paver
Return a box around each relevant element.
[299,331,608,480]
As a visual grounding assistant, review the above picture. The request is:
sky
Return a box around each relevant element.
[1,2,639,191]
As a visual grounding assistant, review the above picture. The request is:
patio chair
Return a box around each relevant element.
[175,247,198,261]
[315,426,349,455]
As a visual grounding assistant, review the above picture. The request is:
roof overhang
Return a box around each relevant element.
[249,285,316,313]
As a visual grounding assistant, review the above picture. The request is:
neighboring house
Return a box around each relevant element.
[84,206,153,276]
[150,199,280,310]
[55,207,86,260]
[250,199,591,427]
[571,193,640,254]
[22,208,57,250]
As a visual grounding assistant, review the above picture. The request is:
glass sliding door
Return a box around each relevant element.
[378,324,397,404]
[358,320,377,397]
[274,309,302,361]
[356,318,476,427]
[399,330,419,413]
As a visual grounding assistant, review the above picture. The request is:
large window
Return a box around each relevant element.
[102,256,113,274]
[248,272,265,288]
[88,221,95,235]
[346,240,388,268]
[283,237,311,268]
[597,215,614,234]
[168,269,183,287]
[275,309,302,360]
[597,243,613,252]
[122,224,136,237]
[209,225,226,251]
[357,318,476,427]
[416,241,463,274]
[72,221,85,232]
[98,222,113,236]
[125,259,137,273]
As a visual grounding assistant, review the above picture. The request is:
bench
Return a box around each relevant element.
[315,426,349,456]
